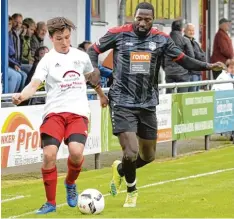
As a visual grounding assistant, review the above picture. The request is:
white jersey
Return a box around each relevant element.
[32,47,94,119]
[212,70,234,91]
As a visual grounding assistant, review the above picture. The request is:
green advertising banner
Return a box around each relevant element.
[172,91,215,140]
[101,107,120,152]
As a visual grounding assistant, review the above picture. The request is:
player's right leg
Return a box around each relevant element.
[36,114,65,214]
[136,108,157,167]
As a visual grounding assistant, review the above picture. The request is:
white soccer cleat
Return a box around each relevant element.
[123,190,138,208]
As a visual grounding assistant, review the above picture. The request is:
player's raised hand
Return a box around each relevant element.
[100,94,109,108]
[12,93,23,105]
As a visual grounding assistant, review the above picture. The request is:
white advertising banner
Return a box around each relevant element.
[1,95,172,168]
[1,100,101,168]
[156,94,172,142]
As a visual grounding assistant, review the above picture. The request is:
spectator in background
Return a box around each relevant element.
[77,41,113,86]
[8,16,22,93]
[25,46,49,86]
[7,68,21,93]
[8,15,27,92]
[21,18,36,74]
[20,46,49,105]
[11,13,23,63]
[184,23,206,92]
[31,21,47,61]
[78,40,92,52]
[212,59,234,91]
[211,18,234,79]
[163,19,195,93]
[78,40,113,99]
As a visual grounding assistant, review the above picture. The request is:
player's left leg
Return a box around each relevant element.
[120,109,157,208]
[64,113,88,207]
[137,138,156,166]
[108,103,139,202]
[116,108,157,176]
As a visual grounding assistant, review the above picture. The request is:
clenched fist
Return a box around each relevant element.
[12,93,24,105]
[99,94,109,108]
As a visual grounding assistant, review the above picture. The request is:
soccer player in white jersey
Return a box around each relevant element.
[12,17,108,214]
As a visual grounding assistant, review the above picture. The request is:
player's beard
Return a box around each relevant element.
[133,24,152,37]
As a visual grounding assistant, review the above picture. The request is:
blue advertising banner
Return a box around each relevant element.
[214,90,234,133]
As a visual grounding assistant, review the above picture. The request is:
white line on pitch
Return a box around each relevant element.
[2,195,30,203]
[8,167,234,218]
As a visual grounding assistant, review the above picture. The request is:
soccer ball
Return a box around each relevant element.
[78,189,105,214]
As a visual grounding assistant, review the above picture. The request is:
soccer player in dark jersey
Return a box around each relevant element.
[88,2,224,208]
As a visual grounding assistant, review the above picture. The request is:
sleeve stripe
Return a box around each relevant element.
[93,43,101,54]
[173,53,185,62]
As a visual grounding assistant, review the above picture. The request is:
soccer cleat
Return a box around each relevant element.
[65,183,78,207]
[36,202,56,214]
[110,160,123,196]
[123,190,138,208]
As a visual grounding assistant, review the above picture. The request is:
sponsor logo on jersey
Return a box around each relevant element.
[130,52,151,62]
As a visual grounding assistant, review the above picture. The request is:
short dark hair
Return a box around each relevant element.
[78,40,92,51]
[35,46,49,60]
[171,19,183,31]
[134,2,155,17]
[23,18,35,28]
[12,13,23,20]
[47,17,76,37]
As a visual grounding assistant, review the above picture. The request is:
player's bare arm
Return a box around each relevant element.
[84,69,109,107]
[12,78,41,105]
[84,68,100,85]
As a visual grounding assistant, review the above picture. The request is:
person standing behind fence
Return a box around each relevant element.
[211,18,234,79]
[163,19,195,93]
[184,23,206,92]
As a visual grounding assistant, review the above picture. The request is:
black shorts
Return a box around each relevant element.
[109,102,157,140]
[41,133,87,148]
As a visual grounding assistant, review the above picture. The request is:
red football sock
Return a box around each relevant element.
[42,166,57,206]
[65,156,84,185]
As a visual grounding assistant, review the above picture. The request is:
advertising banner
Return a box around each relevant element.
[156,94,172,142]
[1,100,101,168]
[214,90,234,133]
[172,91,214,140]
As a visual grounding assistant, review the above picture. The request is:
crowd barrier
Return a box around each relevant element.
[1,80,234,168]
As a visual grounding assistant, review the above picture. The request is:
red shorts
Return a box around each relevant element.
[40,112,88,145]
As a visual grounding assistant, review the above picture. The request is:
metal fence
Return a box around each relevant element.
[2,79,234,100]
[2,79,234,168]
